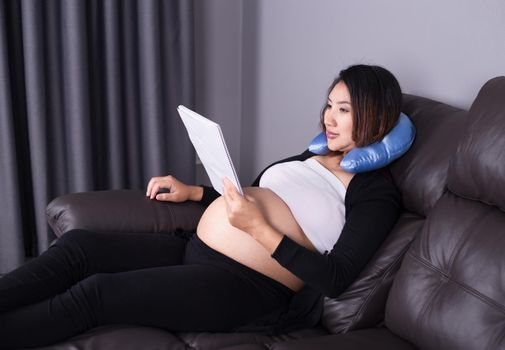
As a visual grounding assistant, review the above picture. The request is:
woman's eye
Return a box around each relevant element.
[339,108,349,113]
[326,104,332,109]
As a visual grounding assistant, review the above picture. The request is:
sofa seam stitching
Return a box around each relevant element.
[445,207,491,275]
[408,251,505,315]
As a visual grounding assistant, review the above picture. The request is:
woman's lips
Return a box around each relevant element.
[326,132,339,139]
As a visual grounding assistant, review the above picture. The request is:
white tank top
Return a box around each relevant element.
[259,157,347,254]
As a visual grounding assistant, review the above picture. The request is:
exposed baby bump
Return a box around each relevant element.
[197,187,313,249]
[196,187,316,292]
[244,187,308,237]
[196,196,232,235]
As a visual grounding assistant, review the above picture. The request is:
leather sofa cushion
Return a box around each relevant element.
[32,324,328,350]
[448,77,505,211]
[178,326,327,350]
[385,193,505,349]
[33,324,188,350]
[263,328,416,350]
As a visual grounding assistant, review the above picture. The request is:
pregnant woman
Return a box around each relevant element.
[0,64,402,349]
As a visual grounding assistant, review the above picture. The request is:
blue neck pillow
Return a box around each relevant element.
[308,112,416,173]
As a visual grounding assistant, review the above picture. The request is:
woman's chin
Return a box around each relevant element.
[325,148,345,156]
[328,142,356,154]
[327,143,345,152]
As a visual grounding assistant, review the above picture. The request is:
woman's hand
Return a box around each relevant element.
[223,177,284,253]
[222,177,269,237]
[146,175,201,202]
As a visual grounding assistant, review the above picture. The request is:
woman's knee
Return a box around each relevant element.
[66,272,140,326]
[49,230,98,270]
[59,273,109,326]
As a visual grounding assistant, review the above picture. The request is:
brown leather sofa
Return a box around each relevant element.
[41,76,505,350]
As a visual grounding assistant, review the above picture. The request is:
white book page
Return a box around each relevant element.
[177,105,243,196]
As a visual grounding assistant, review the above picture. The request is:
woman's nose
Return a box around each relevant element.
[325,114,336,127]
[326,107,337,120]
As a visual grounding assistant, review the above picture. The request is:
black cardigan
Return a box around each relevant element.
[198,149,402,334]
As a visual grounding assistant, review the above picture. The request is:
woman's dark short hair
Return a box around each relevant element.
[320,64,402,148]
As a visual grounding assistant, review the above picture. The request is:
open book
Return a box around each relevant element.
[177,105,243,196]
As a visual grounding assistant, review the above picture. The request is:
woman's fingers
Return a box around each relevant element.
[222,178,232,206]
[146,177,157,197]
[223,178,237,208]
[147,178,160,199]
[150,182,163,199]
[155,192,175,202]
[146,176,173,199]
[223,177,240,200]
[223,177,247,212]
[146,175,193,202]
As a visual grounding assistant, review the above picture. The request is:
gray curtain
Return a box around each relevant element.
[0,0,196,274]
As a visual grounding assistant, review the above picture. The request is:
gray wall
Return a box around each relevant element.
[195,0,505,186]
[194,0,243,185]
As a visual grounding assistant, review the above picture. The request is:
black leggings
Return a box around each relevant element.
[0,230,294,349]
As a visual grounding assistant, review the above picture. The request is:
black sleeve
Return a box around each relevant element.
[198,185,221,208]
[271,174,401,298]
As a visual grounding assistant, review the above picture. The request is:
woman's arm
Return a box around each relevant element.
[221,151,401,298]
[222,171,401,298]
[270,173,401,298]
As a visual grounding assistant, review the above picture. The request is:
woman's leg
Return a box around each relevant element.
[0,262,291,349]
[0,229,187,313]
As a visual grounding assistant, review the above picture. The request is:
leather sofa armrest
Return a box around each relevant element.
[46,189,206,237]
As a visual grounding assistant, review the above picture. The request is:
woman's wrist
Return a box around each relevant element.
[250,223,284,255]
[189,186,204,201]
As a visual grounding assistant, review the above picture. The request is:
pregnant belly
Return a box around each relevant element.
[196,187,317,292]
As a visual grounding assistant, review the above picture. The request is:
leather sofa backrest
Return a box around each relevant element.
[448,77,505,211]
[385,77,505,350]
[391,94,468,217]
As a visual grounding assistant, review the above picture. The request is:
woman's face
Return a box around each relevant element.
[324,81,356,154]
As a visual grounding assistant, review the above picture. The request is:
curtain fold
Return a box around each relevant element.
[0,2,25,271]
[0,0,195,274]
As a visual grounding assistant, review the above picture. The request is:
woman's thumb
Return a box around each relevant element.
[156,193,173,201]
